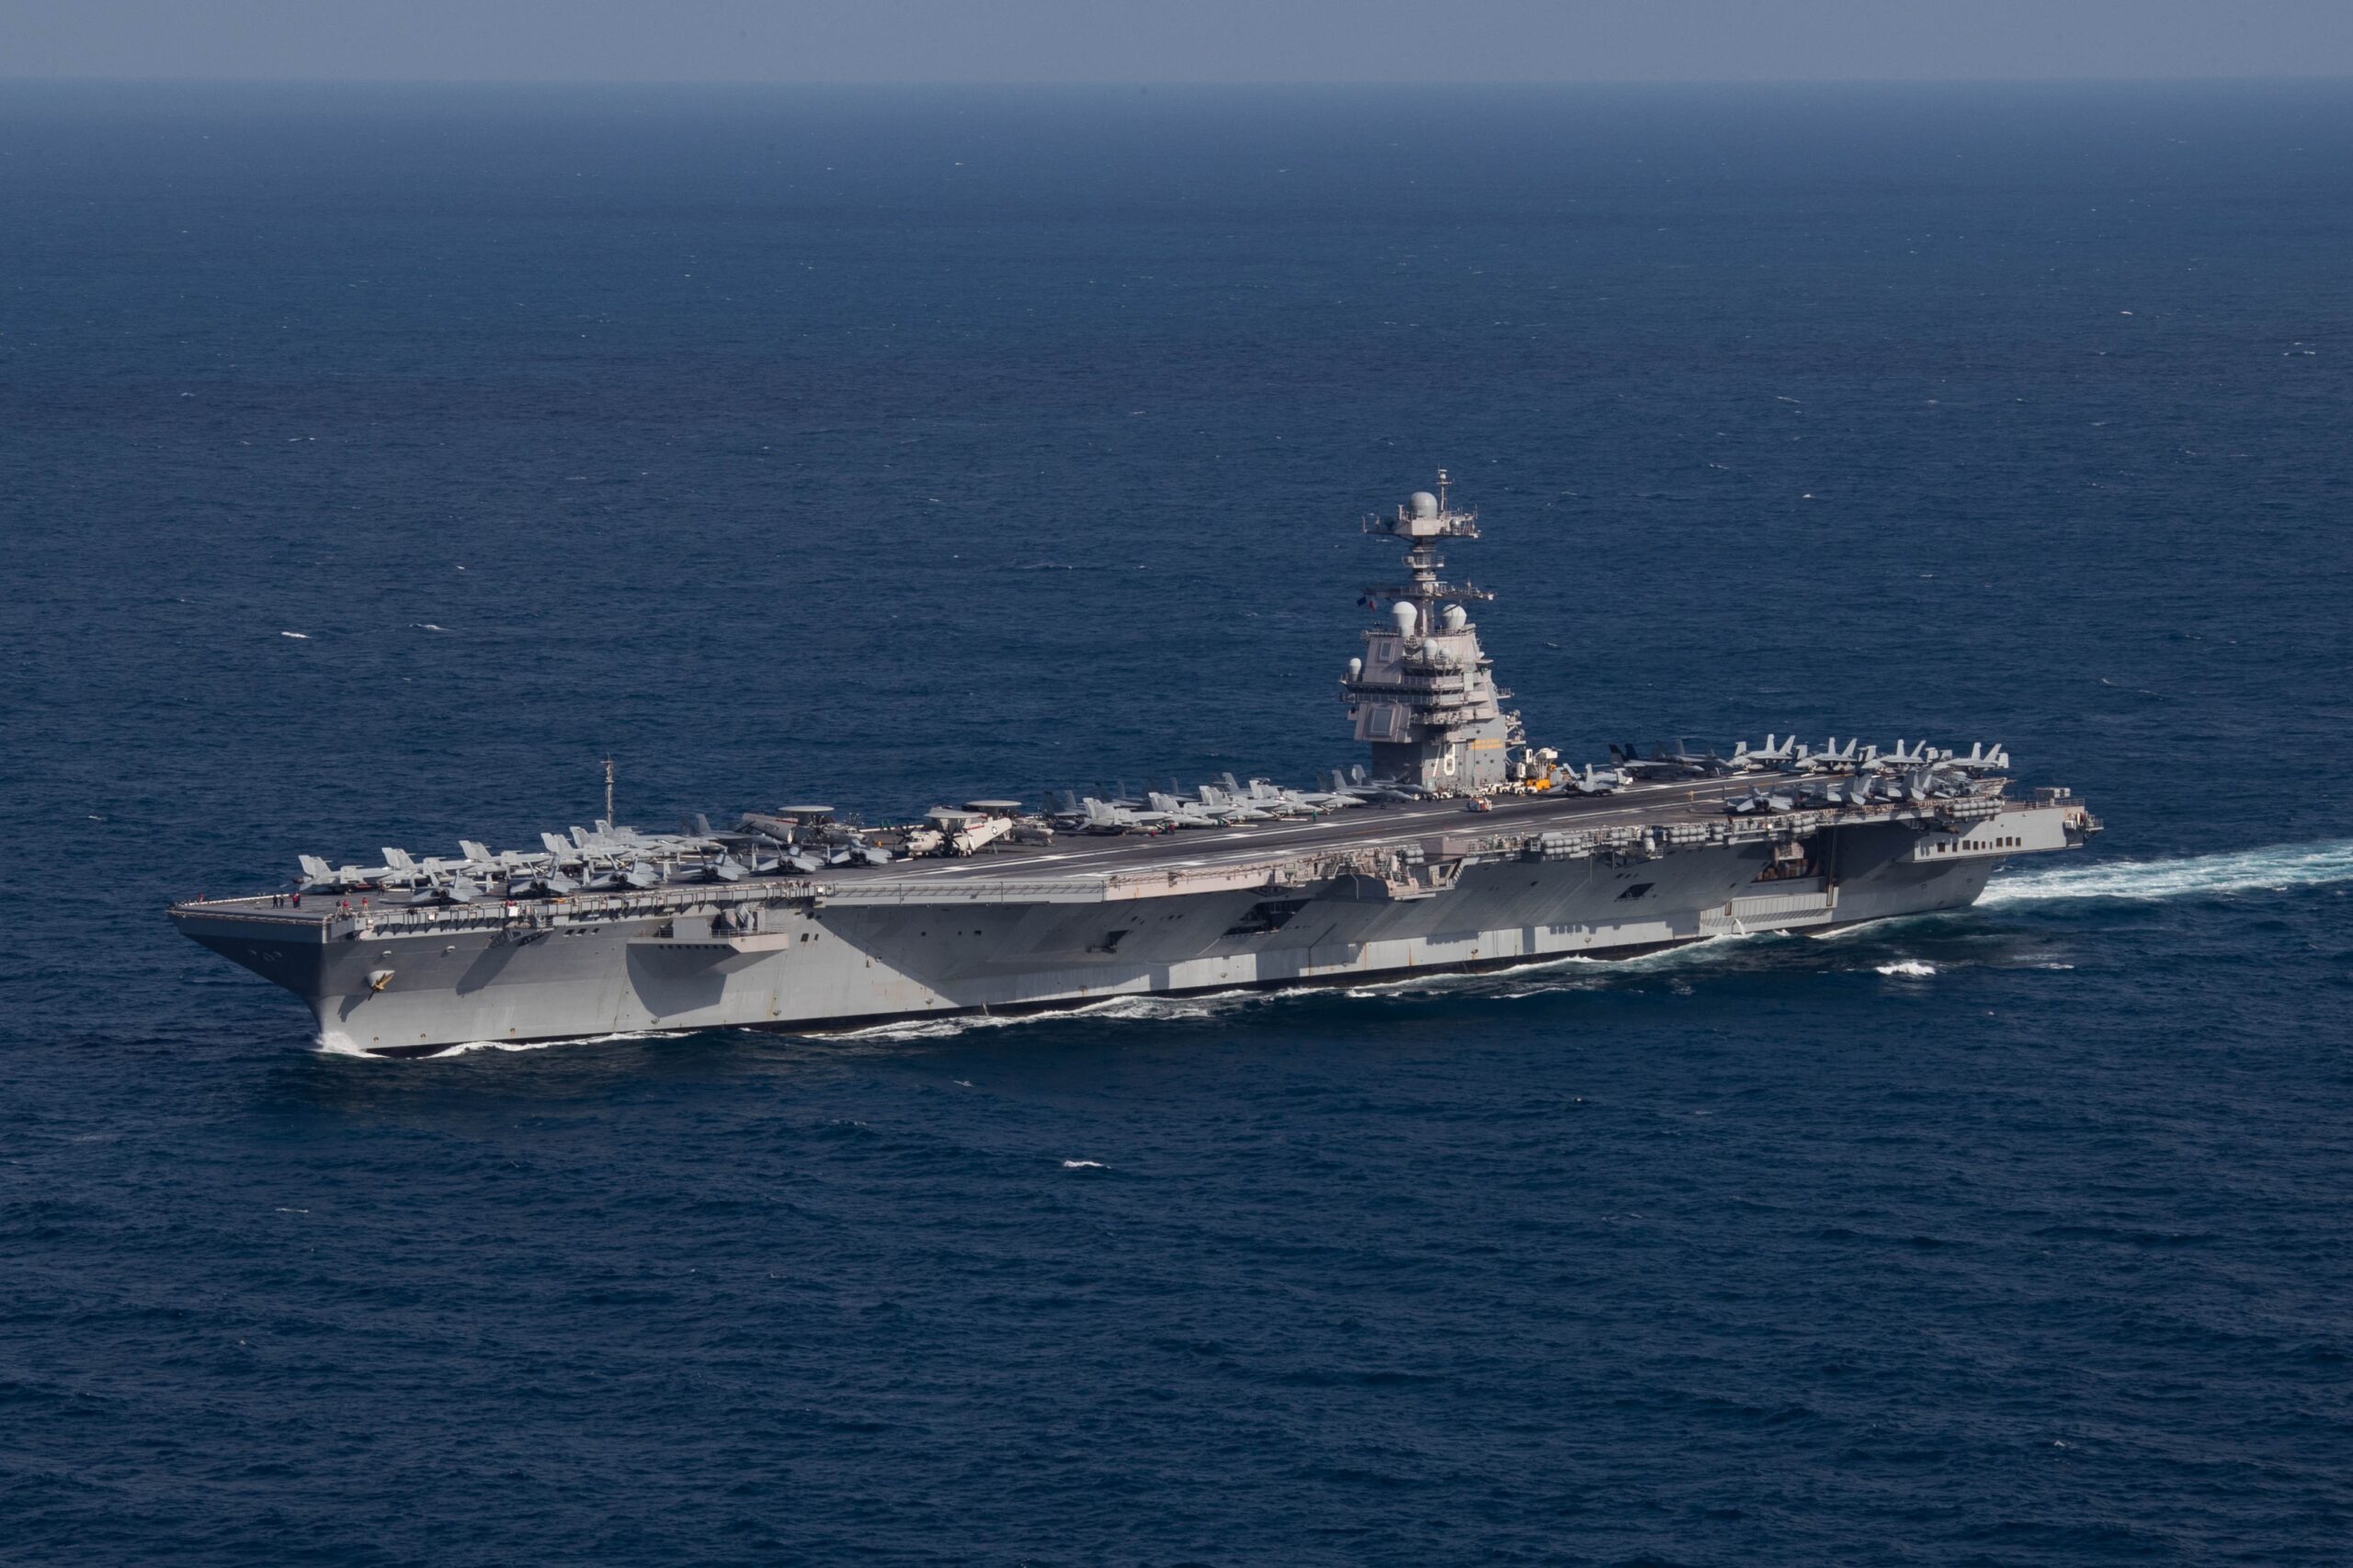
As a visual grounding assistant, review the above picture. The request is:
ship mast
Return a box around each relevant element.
[1340,472,1519,795]
[1370,466,1490,627]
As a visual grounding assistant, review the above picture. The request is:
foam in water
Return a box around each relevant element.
[1981,840,2353,905]
[1875,960,1938,978]
[315,1028,683,1060]
[824,989,1267,1043]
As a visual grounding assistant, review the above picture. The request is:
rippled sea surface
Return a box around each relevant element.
[4,84,2350,1565]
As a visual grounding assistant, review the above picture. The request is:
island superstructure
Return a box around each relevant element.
[1343,477,1519,792]
[170,474,2101,1056]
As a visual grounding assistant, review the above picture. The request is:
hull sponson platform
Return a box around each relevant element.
[169,778,2096,1056]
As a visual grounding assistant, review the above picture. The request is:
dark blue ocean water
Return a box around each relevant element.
[4,82,2351,1564]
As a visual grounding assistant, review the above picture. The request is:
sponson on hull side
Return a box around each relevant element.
[169,474,2100,1055]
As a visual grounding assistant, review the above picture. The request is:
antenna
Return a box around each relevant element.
[602,757,615,825]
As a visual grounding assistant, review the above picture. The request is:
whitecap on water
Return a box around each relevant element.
[1874,960,1938,978]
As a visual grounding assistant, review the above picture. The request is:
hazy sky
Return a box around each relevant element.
[5,0,2350,83]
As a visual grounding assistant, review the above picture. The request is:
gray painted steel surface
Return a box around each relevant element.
[169,478,2099,1055]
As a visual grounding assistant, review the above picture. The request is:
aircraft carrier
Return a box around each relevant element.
[170,474,2101,1057]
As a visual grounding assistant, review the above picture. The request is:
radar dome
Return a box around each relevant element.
[1391,601,1419,636]
[1439,604,1469,631]
[1408,491,1439,519]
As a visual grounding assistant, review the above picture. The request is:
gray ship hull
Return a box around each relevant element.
[172,787,2082,1057]
[167,478,2099,1056]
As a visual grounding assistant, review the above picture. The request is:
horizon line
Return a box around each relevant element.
[6,73,2351,87]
